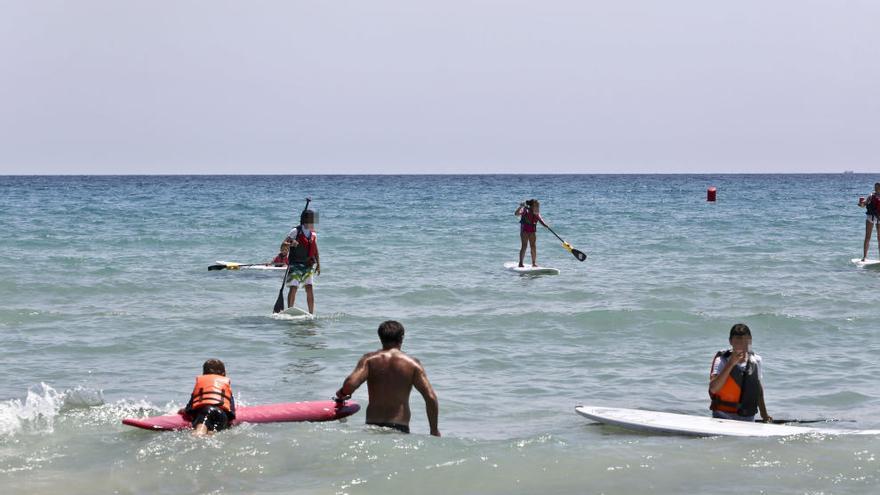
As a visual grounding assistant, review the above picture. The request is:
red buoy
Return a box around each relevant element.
[707,187,717,202]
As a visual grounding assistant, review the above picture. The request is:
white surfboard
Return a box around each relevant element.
[274,306,316,321]
[851,258,880,269]
[504,262,560,275]
[575,406,880,437]
[215,260,287,271]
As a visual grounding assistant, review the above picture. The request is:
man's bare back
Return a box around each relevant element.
[336,321,440,436]
[363,349,423,424]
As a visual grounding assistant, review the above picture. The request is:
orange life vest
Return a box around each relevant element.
[709,350,760,416]
[189,374,233,412]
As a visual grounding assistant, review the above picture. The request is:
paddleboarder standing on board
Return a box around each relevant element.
[858,182,880,261]
[709,324,772,423]
[335,321,441,436]
[283,208,320,314]
[515,199,549,267]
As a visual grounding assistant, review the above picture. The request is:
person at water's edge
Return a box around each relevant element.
[336,321,441,436]
[709,323,771,422]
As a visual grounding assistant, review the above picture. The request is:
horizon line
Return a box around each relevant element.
[1,171,875,177]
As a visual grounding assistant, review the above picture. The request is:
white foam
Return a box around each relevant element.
[0,383,63,436]
[0,383,106,437]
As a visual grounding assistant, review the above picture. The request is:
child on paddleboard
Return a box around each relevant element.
[708,324,771,422]
[515,199,549,267]
[858,182,880,261]
[271,242,289,266]
[284,208,320,314]
[183,359,236,436]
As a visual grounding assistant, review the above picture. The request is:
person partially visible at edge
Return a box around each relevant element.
[335,320,441,437]
[284,209,320,314]
[515,199,549,268]
[858,182,880,261]
[708,324,771,423]
[184,359,236,436]
[271,242,290,266]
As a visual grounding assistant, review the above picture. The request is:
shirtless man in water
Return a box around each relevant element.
[335,320,440,436]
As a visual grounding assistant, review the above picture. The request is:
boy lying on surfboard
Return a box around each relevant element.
[183,359,237,436]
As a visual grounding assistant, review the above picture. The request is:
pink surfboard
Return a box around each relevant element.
[122,400,360,431]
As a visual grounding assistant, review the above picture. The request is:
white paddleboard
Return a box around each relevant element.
[275,306,315,321]
[504,262,560,275]
[575,406,880,437]
[851,258,880,269]
[216,260,286,271]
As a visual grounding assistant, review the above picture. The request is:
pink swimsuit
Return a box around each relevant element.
[520,211,538,233]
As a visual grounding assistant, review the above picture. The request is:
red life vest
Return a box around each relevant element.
[520,210,538,232]
[190,374,233,412]
[290,226,318,264]
[272,254,289,265]
[868,194,880,216]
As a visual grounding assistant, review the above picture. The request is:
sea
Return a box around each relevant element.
[1,174,879,494]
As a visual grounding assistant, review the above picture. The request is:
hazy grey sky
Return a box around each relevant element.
[1,1,878,174]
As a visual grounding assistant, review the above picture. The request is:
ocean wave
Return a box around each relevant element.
[0,383,104,437]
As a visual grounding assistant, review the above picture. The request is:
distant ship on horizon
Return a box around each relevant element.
[844,170,854,174]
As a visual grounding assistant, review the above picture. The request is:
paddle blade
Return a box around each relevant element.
[208,264,226,271]
[571,248,587,262]
[273,289,285,313]
[769,418,846,425]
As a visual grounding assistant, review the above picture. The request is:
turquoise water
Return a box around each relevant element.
[2,174,879,494]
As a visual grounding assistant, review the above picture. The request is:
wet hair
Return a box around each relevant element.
[875,182,880,189]
[300,209,317,225]
[203,359,226,376]
[728,323,751,339]
[279,242,289,252]
[525,199,539,209]
[378,320,405,346]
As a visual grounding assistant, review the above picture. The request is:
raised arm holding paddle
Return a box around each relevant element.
[515,199,587,267]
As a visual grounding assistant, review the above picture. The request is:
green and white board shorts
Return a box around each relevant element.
[286,263,316,287]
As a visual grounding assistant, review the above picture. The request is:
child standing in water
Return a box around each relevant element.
[858,182,880,261]
[708,324,771,423]
[515,199,549,267]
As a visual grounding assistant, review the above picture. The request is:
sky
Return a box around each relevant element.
[1,1,878,174]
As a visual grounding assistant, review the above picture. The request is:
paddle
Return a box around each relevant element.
[208,262,272,271]
[541,224,587,261]
[766,418,852,425]
[274,197,311,313]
